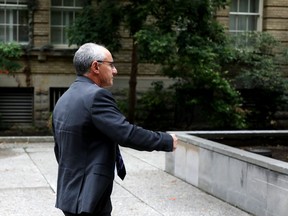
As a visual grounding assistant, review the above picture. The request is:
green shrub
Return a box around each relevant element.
[228,32,288,129]
[0,42,22,74]
[135,81,175,130]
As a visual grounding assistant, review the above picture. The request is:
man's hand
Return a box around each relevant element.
[170,133,178,151]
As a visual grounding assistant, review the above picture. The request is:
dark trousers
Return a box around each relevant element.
[63,212,91,216]
[63,198,111,216]
[63,211,110,216]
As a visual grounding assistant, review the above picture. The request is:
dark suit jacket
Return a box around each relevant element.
[52,76,173,214]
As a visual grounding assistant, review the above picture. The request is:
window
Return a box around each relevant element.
[0,87,33,126]
[0,0,29,43]
[229,0,263,35]
[50,0,83,46]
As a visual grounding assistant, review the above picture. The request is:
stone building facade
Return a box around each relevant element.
[217,0,288,47]
[0,0,287,129]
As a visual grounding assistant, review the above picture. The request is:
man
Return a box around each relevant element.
[52,43,177,216]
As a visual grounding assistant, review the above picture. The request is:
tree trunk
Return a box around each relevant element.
[128,39,138,123]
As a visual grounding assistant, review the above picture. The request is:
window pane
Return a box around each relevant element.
[51,0,61,6]
[230,0,237,12]
[18,0,27,4]
[238,16,247,31]
[51,11,62,25]
[12,10,17,24]
[0,10,4,23]
[75,0,83,7]
[51,27,62,43]
[19,10,28,24]
[62,29,68,44]
[248,16,257,30]
[239,0,248,12]
[19,25,28,41]
[5,9,11,23]
[2,0,27,4]
[6,0,18,4]
[250,0,259,13]
[6,26,12,41]
[68,11,74,25]
[13,25,17,40]
[229,15,236,30]
[62,11,70,25]
[63,0,73,7]
[0,26,4,41]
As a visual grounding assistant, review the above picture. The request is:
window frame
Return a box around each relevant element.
[229,0,263,34]
[50,0,83,48]
[0,0,29,44]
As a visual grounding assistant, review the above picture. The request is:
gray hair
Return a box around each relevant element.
[73,43,106,75]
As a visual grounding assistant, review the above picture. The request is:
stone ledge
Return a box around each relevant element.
[166,131,288,216]
[0,136,54,144]
[176,132,288,175]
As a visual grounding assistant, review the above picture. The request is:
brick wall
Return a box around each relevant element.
[33,0,50,47]
[264,0,288,44]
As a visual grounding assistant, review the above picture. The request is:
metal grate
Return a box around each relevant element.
[49,87,68,112]
[0,88,34,125]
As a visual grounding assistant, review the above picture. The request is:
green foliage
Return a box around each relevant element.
[134,0,246,129]
[227,32,288,129]
[123,0,151,35]
[67,1,122,51]
[136,81,175,130]
[135,29,176,64]
[115,82,176,130]
[66,1,288,130]
[173,69,246,129]
[115,89,129,116]
[0,42,23,74]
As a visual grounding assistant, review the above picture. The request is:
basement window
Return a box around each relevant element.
[0,87,33,126]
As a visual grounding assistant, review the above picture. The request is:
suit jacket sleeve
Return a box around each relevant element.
[90,88,173,152]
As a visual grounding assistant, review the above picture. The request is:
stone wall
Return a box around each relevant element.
[166,132,288,216]
[264,0,288,47]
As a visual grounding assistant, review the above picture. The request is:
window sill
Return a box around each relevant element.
[23,45,78,61]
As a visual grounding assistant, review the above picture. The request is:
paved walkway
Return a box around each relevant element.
[0,141,252,216]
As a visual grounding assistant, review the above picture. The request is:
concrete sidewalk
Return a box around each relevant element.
[0,141,252,216]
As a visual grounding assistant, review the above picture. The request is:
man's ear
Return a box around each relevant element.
[91,61,100,73]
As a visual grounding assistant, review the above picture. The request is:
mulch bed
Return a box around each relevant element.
[210,137,288,163]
